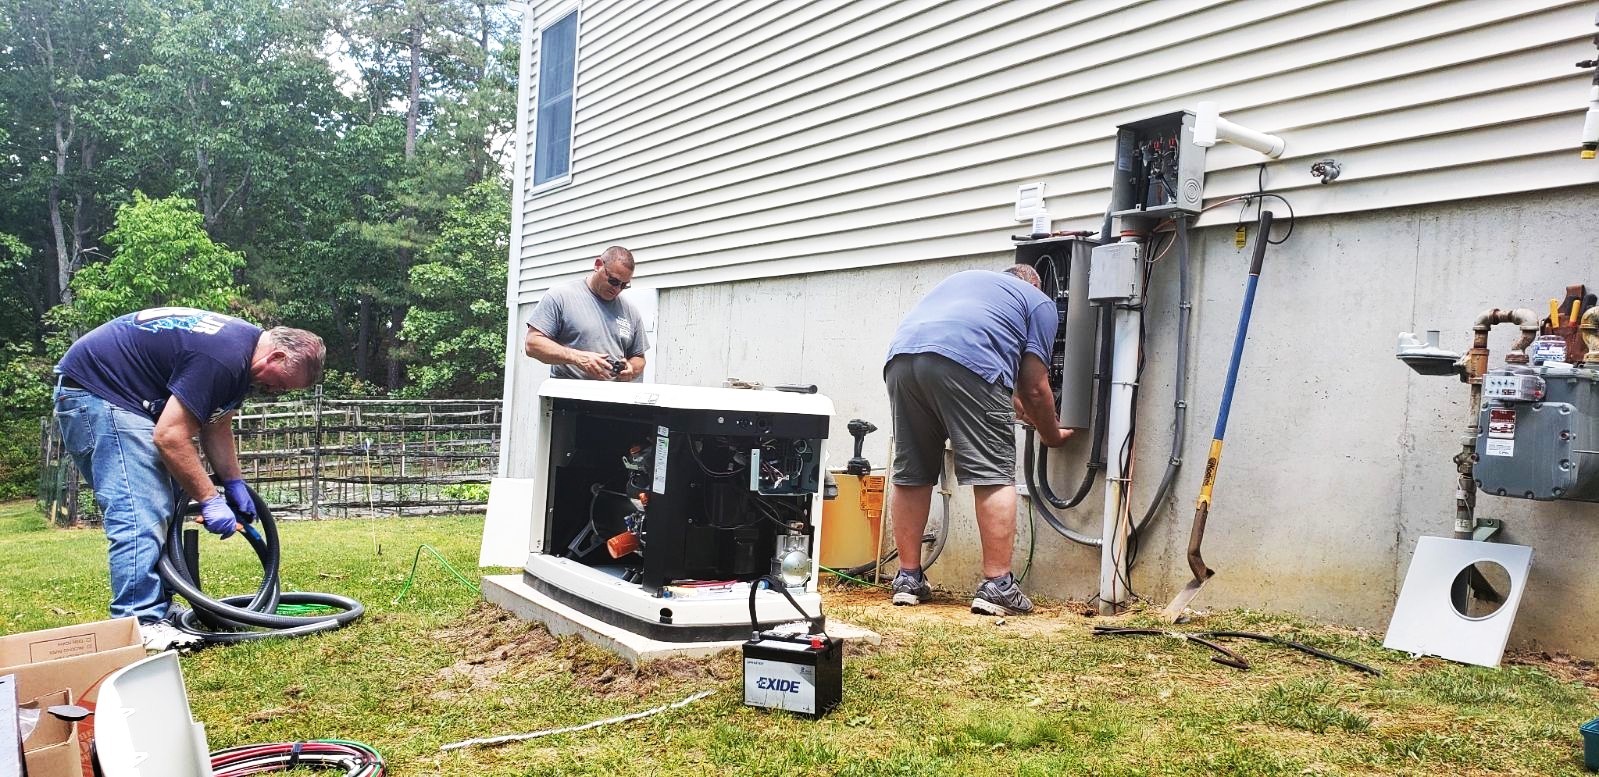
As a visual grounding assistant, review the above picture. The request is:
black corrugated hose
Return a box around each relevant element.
[157,484,364,644]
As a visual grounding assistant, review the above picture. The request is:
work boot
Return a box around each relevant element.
[890,569,931,606]
[139,620,200,653]
[971,573,1033,616]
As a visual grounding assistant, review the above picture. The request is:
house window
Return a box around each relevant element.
[533,9,579,187]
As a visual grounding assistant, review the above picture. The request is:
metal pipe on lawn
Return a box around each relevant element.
[1098,234,1144,614]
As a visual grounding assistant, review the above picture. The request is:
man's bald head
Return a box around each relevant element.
[600,246,635,270]
[1003,264,1041,290]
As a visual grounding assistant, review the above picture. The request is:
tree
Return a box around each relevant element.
[400,178,508,397]
[330,0,516,390]
[0,0,147,311]
[52,192,244,334]
[94,0,344,239]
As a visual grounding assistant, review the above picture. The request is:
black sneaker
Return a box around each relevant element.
[971,573,1033,616]
[891,570,931,606]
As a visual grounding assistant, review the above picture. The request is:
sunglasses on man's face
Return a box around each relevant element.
[603,270,631,291]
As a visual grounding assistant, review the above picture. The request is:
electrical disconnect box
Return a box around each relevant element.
[1112,111,1206,219]
[1474,364,1599,502]
[523,380,833,642]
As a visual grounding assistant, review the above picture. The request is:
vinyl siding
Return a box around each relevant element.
[512,0,1599,301]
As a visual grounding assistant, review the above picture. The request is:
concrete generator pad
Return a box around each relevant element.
[481,575,878,666]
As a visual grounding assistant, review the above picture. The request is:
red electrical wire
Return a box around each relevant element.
[209,739,385,776]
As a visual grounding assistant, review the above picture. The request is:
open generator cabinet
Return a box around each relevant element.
[524,380,832,642]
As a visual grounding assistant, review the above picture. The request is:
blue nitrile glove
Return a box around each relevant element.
[199,496,238,540]
[222,479,257,523]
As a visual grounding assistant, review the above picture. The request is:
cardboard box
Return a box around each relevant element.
[21,689,79,777]
[0,619,143,706]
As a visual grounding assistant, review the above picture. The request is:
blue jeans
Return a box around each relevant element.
[53,385,178,624]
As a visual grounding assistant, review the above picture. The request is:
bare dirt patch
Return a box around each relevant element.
[820,583,1098,637]
[1506,648,1599,688]
[563,646,737,699]
[431,602,561,697]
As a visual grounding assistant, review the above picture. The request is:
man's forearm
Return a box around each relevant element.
[155,400,222,505]
[155,429,218,505]
[525,331,577,365]
[199,417,242,481]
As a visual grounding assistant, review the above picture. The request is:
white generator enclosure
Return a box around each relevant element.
[522,380,832,642]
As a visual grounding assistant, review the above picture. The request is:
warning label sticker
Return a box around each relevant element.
[1485,438,1515,457]
[1487,408,1516,439]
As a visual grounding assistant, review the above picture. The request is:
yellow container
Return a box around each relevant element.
[819,472,885,569]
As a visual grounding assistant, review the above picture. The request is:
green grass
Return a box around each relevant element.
[2,498,1597,775]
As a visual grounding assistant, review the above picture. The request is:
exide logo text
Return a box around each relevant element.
[756,677,801,693]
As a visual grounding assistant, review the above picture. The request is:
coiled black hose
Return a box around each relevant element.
[157,485,364,644]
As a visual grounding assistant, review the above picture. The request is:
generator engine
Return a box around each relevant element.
[523,380,832,642]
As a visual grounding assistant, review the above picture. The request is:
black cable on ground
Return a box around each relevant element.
[1201,631,1382,676]
[1091,626,1249,670]
[1091,626,1381,675]
[210,739,385,776]
[158,484,364,644]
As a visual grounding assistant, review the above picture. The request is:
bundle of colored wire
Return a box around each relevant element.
[210,739,385,776]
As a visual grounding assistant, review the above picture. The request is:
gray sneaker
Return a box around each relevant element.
[891,570,931,606]
[972,574,1033,616]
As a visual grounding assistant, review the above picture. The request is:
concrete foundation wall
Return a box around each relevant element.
[649,187,1599,657]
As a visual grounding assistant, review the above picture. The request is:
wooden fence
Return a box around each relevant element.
[38,389,501,526]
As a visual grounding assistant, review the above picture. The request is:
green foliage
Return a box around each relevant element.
[440,482,488,502]
[0,0,520,514]
[51,192,244,332]
[0,347,51,499]
[400,179,509,398]
[319,369,389,398]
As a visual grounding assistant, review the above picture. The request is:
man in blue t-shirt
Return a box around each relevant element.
[54,308,325,650]
[883,266,1073,616]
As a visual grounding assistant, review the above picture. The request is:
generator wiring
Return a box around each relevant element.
[392,544,481,604]
[209,739,385,776]
[818,564,890,590]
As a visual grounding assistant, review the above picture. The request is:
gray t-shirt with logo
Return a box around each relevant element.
[527,278,650,380]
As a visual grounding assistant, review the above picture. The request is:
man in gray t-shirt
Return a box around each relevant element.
[524,245,650,381]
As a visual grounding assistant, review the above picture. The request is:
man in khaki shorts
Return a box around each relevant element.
[883,265,1073,615]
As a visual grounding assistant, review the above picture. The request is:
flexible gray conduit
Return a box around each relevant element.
[1132,215,1193,534]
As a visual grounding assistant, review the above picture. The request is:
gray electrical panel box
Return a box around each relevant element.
[1112,111,1206,219]
[1474,365,1599,502]
[1088,242,1141,303]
